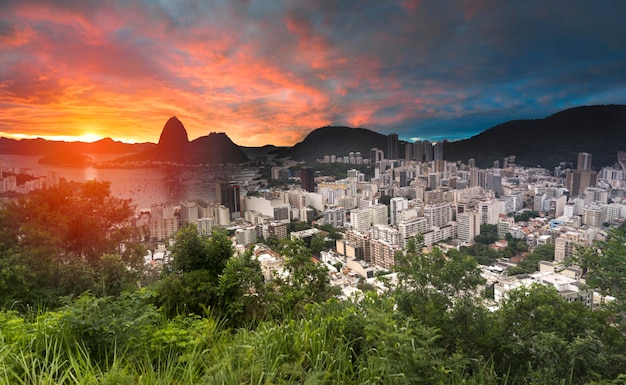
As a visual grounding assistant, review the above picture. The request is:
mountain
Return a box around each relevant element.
[188,132,249,164]
[276,126,387,161]
[443,105,626,168]
[116,118,249,165]
[0,137,154,156]
[153,116,190,162]
[240,145,286,159]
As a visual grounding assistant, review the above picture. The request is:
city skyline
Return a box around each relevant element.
[1,1,626,146]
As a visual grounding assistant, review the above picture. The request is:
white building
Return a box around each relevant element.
[389,197,409,226]
[457,210,481,244]
[350,208,371,233]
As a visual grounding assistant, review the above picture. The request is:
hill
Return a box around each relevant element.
[38,152,94,167]
[188,132,249,164]
[276,126,387,161]
[115,118,249,165]
[443,105,626,168]
[240,145,286,162]
[0,137,154,156]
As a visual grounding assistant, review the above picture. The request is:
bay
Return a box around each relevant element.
[0,154,259,210]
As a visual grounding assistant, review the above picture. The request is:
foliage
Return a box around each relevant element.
[490,284,626,384]
[507,243,555,275]
[576,225,626,324]
[474,224,498,244]
[394,238,485,331]
[218,248,266,327]
[171,226,232,278]
[309,233,326,256]
[514,210,540,222]
[0,180,139,307]
[458,243,500,266]
[287,221,311,233]
[268,238,339,317]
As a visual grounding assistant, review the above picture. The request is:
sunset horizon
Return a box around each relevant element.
[2,1,625,146]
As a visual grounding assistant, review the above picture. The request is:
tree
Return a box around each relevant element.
[309,234,326,256]
[218,248,267,327]
[507,243,554,275]
[474,224,498,245]
[172,226,232,279]
[269,238,338,316]
[394,238,485,328]
[489,284,626,383]
[577,226,626,322]
[514,210,540,222]
[0,180,137,306]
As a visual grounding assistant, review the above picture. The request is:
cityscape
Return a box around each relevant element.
[3,129,625,308]
[2,0,626,383]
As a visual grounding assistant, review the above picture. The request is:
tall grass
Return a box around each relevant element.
[0,295,619,384]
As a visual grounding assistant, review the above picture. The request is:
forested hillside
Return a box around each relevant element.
[444,105,626,168]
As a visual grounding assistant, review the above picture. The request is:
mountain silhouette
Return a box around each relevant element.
[276,126,387,161]
[155,116,189,162]
[116,117,249,165]
[443,104,626,168]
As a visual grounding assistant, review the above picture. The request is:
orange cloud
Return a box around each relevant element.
[2,0,624,147]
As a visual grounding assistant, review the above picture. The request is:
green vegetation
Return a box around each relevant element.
[459,243,501,265]
[514,210,540,222]
[507,243,555,275]
[1,185,626,384]
[474,224,499,245]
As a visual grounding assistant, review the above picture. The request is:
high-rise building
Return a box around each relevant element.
[486,173,503,196]
[457,210,481,243]
[369,204,389,226]
[180,200,199,224]
[390,197,409,226]
[565,169,597,197]
[216,182,241,219]
[423,140,433,162]
[577,152,592,171]
[555,232,587,264]
[149,202,179,241]
[414,141,424,162]
[582,202,606,227]
[497,216,514,239]
[405,143,413,161]
[387,133,399,160]
[423,202,452,229]
[434,141,444,161]
[350,208,371,232]
[370,148,383,164]
[300,167,315,192]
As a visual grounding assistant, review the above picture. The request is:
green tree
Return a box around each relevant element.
[218,248,267,327]
[577,226,626,322]
[0,180,137,306]
[394,238,485,328]
[172,226,232,279]
[507,243,555,275]
[153,269,218,317]
[474,224,498,244]
[269,238,338,316]
[490,284,626,383]
[309,233,326,256]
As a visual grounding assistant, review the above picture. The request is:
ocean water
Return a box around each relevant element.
[0,154,259,210]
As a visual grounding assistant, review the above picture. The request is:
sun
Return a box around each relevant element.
[78,132,104,142]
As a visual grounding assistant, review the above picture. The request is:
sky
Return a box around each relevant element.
[1,1,625,146]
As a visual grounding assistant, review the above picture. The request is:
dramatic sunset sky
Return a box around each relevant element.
[1,1,625,146]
